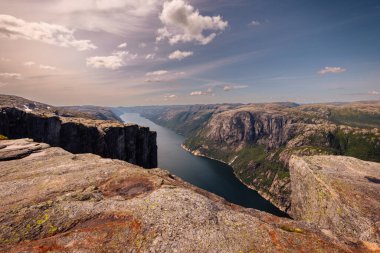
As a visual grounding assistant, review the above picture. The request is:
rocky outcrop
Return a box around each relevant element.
[289,155,380,244]
[59,105,123,122]
[0,139,375,252]
[0,95,157,168]
[199,109,301,150]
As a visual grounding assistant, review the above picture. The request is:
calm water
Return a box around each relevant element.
[121,113,287,217]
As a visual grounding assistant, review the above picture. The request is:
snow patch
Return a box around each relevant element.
[23,105,33,112]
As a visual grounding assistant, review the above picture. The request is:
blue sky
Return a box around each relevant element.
[0,0,379,105]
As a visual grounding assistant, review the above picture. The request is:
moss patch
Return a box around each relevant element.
[231,146,289,194]
[279,225,304,233]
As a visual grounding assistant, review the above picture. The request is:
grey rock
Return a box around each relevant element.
[0,139,372,252]
[289,155,380,244]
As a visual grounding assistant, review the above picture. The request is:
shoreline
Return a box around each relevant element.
[130,114,289,215]
[180,143,288,214]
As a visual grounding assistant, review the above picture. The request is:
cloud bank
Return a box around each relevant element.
[0,72,22,79]
[318,66,346,75]
[0,14,96,51]
[86,51,136,70]
[168,50,193,60]
[157,0,228,45]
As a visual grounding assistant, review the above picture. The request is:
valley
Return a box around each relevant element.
[0,95,379,251]
[120,101,380,244]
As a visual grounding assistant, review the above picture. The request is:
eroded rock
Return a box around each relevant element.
[0,139,373,252]
[289,155,380,244]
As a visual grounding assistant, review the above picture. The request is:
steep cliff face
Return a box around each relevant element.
[125,102,380,213]
[199,109,301,149]
[178,108,298,211]
[289,155,380,244]
[0,96,157,168]
[0,139,375,252]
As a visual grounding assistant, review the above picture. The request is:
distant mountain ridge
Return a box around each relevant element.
[0,94,123,122]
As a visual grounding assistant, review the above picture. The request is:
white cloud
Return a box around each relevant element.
[164,94,177,100]
[190,87,213,96]
[156,0,228,45]
[145,70,185,82]
[39,64,57,70]
[145,53,156,60]
[86,51,134,70]
[318,66,346,75]
[146,70,169,76]
[117,42,128,49]
[139,42,147,48]
[249,20,261,26]
[54,0,160,14]
[1,57,10,62]
[24,61,36,66]
[368,91,380,95]
[223,85,248,91]
[0,73,22,80]
[0,14,97,51]
[168,50,193,60]
[51,0,161,35]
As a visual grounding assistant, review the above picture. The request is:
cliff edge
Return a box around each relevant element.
[0,94,157,168]
[289,155,380,244]
[0,139,375,252]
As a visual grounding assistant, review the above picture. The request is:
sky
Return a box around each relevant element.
[0,0,379,106]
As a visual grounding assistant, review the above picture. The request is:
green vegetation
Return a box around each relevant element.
[279,225,304,233]
[232,146,289,191]
[184,135,235,162]
[327,129,380,162]
[305,129,380,162]
[36,213,50,225]
[328,108,380,128]
[286,145,337,156]
[154,111,213,136]
[0,134,8,140]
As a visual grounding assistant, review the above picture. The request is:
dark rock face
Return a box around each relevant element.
[202,110,300,149]
[0,107,157,168]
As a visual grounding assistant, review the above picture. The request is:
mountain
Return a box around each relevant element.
[59,105,123,122]
[0,94,122,122]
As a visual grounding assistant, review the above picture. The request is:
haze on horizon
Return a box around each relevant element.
[0,0,379,106]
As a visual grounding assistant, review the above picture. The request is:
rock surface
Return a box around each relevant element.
[0,139,375,252]
[0,95,157,168]
[289,155,380,244]
[125,102,380,212]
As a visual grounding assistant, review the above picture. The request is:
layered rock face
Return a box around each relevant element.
[289,155,380,244]
[199,109,300,149]
[0,139,374,252]
[0,95,157,168]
